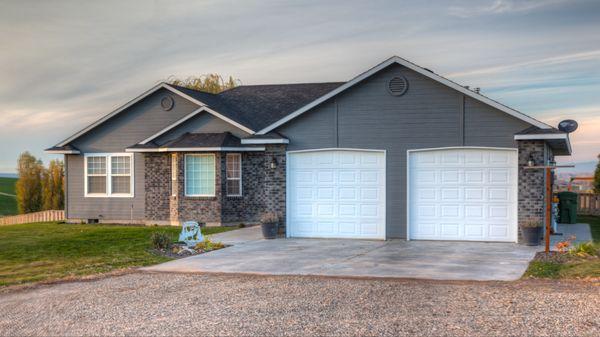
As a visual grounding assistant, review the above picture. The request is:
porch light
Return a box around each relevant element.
[270,156,278,169]
[527,155,535,167]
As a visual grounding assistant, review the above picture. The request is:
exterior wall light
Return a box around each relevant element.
[270,156,278,169]
[527,155,535,167]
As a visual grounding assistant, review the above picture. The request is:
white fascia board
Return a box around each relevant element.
[139,107,205,145]
[514,134,567,140]
[257,56,553,134]
[126,147,265,152]
[57,82,255,147]
[240,138,290,144]
[45,150,81,154]
[514,133,572,155]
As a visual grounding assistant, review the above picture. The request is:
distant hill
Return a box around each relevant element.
[0,177,17,216]
[0,173,18,178]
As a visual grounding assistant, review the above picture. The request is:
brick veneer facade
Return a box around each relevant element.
[145,145,287,231]
[517,140,548,225]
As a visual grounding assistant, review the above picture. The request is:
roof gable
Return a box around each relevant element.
[256,56,552,134]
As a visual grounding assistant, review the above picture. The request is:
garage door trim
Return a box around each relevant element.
[286,148,387,239]
[406,146,518,242]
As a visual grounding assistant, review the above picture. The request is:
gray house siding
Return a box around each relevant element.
[66,153,146,221]
[66,88,200,222]
[278,63,533,238]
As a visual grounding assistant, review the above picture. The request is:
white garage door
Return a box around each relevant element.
[287,150,386,239]
[408,148,518,242]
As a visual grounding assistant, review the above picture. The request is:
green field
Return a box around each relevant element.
[0,177,17,216]
[0,222,235,287]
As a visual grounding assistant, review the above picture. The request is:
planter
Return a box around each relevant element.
[521,226,542,246]
[261,222,278,239]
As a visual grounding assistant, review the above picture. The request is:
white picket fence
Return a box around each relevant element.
[0,210,64,226]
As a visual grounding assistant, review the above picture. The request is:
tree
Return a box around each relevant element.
[16,152,44,214]
[42,160,64,210]
[594,154,600,194]
[167,74,240,93]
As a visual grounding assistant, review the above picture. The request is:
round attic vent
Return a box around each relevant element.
[388,76,408,96]
[161,96,174,111]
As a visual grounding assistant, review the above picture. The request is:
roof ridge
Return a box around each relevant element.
[219,81,346,93]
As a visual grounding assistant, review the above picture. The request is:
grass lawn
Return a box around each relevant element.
[0,177,17,216]
[0,222,235,287]
[525,215,600,279]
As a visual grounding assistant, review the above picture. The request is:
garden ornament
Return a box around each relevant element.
[179,221,203,247]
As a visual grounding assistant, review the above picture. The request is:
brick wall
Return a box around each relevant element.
[517,140,546,224]
[144,145,287,229]
[145,153,171,221]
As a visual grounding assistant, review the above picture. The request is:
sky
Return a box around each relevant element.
[1,0,599,173]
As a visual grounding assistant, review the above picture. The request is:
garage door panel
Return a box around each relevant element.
[288,150,385,239]
[409,148,517,242]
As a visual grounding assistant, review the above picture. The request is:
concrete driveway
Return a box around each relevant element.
[144,227,537,281]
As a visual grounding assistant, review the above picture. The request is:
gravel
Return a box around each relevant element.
[0,272,598,336]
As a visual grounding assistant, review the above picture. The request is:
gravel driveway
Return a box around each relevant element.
[0,272,598,336]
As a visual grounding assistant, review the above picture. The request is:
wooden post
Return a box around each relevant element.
[545,167,552,253]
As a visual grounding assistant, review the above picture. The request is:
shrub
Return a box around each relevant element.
[150,232,172,250]
[260,212,279,225]
[194,237,225,252]
[568,242,599,257]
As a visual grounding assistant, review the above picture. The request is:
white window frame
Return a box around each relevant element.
[226,153,242,197]
[184,154,216,197]
[84,153,134,198]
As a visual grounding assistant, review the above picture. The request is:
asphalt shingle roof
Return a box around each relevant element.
[168,82,344,132]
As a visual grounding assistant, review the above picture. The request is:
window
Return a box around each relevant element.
[86,156,106,194]
[171,153,177,196]
[185,154,215,197]
[85,153,134,197]
[110,156,131,195]
[226,153,242,196]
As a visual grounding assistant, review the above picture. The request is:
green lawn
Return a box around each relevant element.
[0,177,16,195]
[525,215,600,279]
[0,177,17,216]
[0,222,235,287]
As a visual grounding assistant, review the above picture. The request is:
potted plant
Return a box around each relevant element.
[260,212,279,239]
[520,219,542,246]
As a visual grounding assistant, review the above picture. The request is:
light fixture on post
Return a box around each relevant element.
[270,156,278,170]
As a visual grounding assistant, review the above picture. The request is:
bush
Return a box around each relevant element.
[194,237,225,252]
[150,232,172,250]
[569,242,599,257]
[260,212,279,225]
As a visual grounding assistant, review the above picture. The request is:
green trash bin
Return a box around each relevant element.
[557,191,578,224]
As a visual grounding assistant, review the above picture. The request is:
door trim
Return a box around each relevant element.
[286,148,387,239]
[406,146,519,242]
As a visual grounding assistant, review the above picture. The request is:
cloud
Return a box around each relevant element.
[448,0,567,18]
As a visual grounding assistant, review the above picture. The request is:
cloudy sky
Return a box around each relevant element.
[1,0,599,173]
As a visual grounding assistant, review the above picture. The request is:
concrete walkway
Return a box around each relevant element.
[206,225,264,245]
[145,230,538,281]
[550,223,593,247]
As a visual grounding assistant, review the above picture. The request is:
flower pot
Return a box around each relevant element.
[521,226,542,246]
[261,222,278,239]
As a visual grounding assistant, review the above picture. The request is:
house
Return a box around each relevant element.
[46,56,572,242]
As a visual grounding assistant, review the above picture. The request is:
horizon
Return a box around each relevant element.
[1,0,599,172]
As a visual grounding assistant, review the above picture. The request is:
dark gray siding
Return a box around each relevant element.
[66,88,200,221]
[464,97,530,147]
[71,88,200,152]
[278,63,533,238]
[66,153,145,221]
[154,112,251,145]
